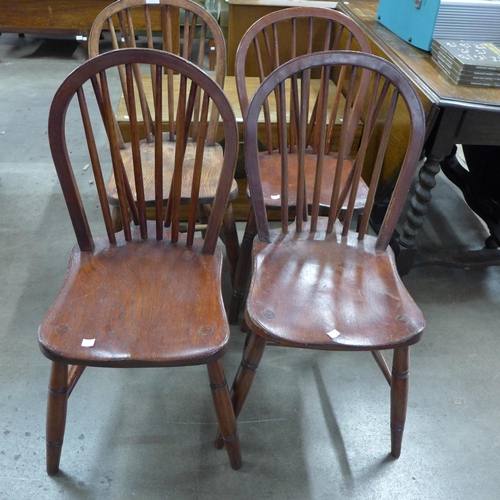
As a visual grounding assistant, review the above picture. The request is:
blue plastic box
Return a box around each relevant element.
[376,0,441,51]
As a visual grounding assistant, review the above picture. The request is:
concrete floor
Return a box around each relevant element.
[1,33,500,500]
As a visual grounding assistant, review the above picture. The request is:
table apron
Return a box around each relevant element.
[426,106,500,158]
[455,108,500,146]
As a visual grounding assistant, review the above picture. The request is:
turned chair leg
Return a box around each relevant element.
[390,346,409,458]
[207,360,242,470]
[221,203,240,286]
[214,331,268,449]
[111,205,123,233]
[46,361,69,475]
[228,208,257,324]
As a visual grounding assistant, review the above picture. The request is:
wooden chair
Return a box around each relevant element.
[39,48,242,475]
[217,51,427,458]
[87,0,240,283]
[228,7,373,322]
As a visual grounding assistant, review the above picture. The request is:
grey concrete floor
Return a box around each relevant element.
[1,33,500,500]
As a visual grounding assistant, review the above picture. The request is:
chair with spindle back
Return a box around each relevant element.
[217,51,427,458]
[228,7,373,323]
[39,48,242,475]
[87,0,240,283]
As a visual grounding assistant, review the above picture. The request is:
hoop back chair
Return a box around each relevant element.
[87,0,240,282]
[39,48,242,475]
[228,7,373,322]
[217,51,427,458]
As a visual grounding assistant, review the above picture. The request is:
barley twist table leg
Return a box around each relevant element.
[397,155,442,275]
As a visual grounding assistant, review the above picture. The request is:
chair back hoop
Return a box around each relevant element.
[88,0,227,144]
[234,7,372,119]
[244,51,425,251]
[49,48,238,254]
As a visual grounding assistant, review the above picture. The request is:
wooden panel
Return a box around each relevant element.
[0,1,177,36]
[455,110,500,146]
[0,1,115,35]
[227,4,336,76]
[228,5,284,76]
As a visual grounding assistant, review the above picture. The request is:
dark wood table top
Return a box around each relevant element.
[338,0,500,112]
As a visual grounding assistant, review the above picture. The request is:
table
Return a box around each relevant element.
[339,0,500,274]
[115,75,353,140]
[115,74,358,220]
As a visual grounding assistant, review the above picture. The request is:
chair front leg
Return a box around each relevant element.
[232,331,268,418]
[46,361,69,475]
[390,346,409,458]
[207,360,242,470]
[214,331,267,449]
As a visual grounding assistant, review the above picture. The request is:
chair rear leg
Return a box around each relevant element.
[390,346,409,458]
[111,205,123,233]
[214,331,267,448]
[202,203,239,284]
[228,208,257,324]
[46,361,69,475]
[207,360,242,470]
[221,203,240,286]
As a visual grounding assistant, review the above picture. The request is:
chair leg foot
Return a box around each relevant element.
[207,360,242,470]
[46,362,69,475]
[390,347,409,458]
